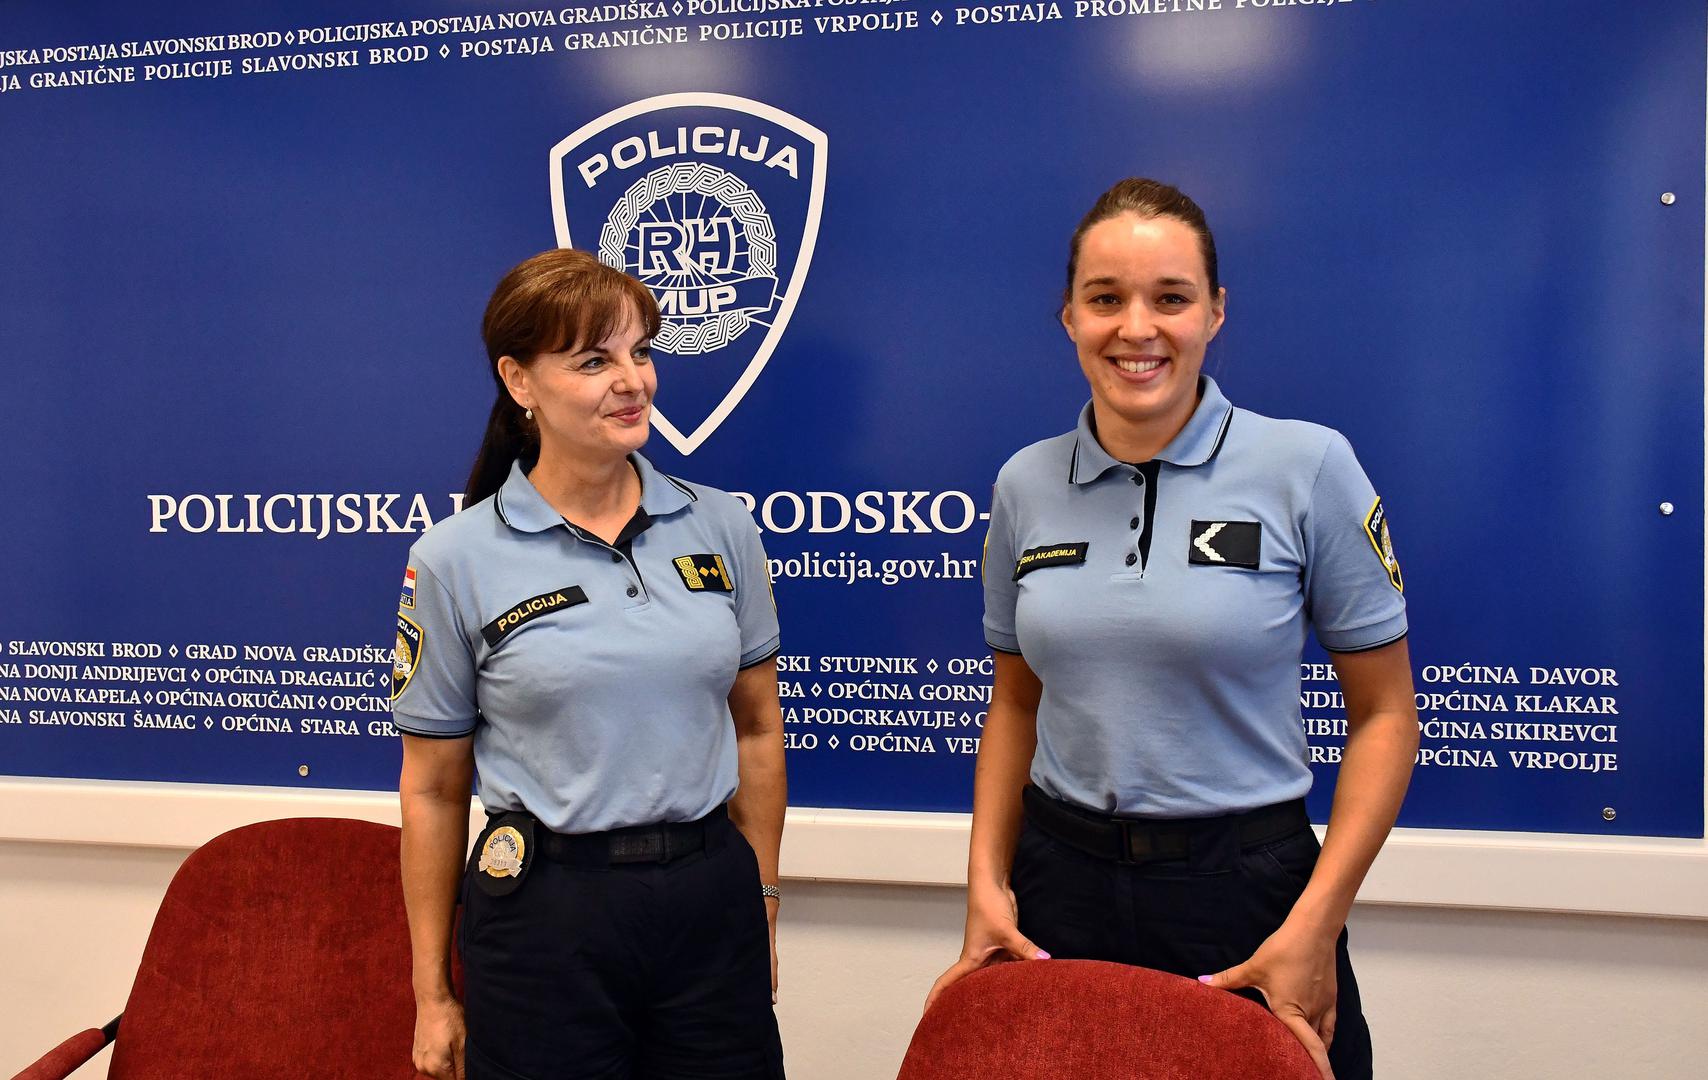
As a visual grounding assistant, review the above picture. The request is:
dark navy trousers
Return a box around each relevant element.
[460,814,784,1080]
[1012,810,1374,1079]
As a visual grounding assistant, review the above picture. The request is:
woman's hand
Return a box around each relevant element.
[1200,922,1338,1080]
[924,881,1049,1012]
[412,994,467,1080]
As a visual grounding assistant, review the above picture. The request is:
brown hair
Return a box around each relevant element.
[464,249,662,505]
[1062,178,1220,311]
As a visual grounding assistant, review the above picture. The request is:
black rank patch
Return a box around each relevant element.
[1013,542,1090,581]
[674,553,733,592]
[1364,497,1403,593]
[1188,521,1261,569]
[482,586,589,647]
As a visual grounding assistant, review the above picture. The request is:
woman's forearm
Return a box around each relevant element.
[1288,641,1418,941]
[967,652,1042,896]
[728,662,787,885]
[400,738,475,1004]
[730,728,787,885]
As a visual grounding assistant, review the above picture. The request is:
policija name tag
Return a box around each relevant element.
[481,586,589,647]
[674,553,733,592]
[1188,521,1261,569]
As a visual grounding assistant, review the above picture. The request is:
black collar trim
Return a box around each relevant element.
[1207,407,1233,461]
[660,472,699,503]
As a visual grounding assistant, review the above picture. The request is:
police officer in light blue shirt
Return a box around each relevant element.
[931,180,1419,1080]
[396,250,787,1080]
[395,453,778,835]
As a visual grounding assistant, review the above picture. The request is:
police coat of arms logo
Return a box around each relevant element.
[550,93,828,455]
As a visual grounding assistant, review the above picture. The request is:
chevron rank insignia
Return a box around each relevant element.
[1188,520,1261,569]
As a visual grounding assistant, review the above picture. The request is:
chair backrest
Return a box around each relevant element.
[109,817,423,1080]
[898,959,1321,1080]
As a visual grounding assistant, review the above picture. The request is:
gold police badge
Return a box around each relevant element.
[478,825,526,878]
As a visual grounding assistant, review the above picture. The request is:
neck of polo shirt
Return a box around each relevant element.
[560,506,653,586]
[1083,414,1169,576]
[496,456,690,601]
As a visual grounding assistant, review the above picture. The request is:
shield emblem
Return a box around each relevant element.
[550,93,828,455]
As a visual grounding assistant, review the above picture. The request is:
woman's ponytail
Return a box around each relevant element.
[463,393,536,506]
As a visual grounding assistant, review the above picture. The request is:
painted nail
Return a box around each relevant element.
[1035,950,1051,959]
[1197,975,1214,984]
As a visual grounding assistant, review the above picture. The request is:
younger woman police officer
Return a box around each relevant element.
[929,180,1419,1080]
[396,250,787,1080]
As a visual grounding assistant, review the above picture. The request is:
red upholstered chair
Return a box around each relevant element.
[13,818,437,1080]
[898,959,1321,1080]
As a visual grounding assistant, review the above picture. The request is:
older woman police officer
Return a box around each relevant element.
[929,180,1418,1080]
[396,250,787,1080]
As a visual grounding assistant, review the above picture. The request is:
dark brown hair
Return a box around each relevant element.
[1062,178,1220,311]
[464,249,662,505]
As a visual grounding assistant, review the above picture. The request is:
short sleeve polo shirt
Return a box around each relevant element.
[983,376,1406,817]
[391,454,779,834]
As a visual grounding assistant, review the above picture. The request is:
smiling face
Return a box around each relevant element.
[1062,212,1226,460]
[498,306,656,466]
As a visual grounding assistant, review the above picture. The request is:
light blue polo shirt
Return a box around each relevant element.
[391,454,779,834]
[984,376,1406,817]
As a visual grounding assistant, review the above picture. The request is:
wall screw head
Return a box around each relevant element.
[1660,502,1675,516]
[297,764,310,777]
[1660,192,1677,205]
[1602,807,1617,821]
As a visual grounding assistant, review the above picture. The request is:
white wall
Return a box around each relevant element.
[5,838,1707,1080]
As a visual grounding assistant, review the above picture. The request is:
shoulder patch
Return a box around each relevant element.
[399,566,417,610]
[1364,497,1403,593]
[392,613,423,700]
[482,587,590,647]
[675,553,733,592]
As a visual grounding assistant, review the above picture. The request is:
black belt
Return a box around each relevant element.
[1022,785,1309,865]
[504,805,726,867]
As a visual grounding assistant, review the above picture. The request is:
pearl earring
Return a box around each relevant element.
[525,408,533,420]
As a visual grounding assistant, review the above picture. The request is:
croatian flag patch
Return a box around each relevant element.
[400,567,417,610]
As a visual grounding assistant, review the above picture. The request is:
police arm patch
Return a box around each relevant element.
[392,613,423,701]
[1363,497,1403,593]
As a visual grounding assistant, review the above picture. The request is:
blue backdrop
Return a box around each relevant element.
[1,0,1701,837]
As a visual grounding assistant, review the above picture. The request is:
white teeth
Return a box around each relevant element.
[1115,358,1165,373]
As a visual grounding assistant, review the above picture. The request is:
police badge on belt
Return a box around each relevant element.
[471,813,534,897]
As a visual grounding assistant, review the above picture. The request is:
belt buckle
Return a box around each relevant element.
[1119,822,1155,862]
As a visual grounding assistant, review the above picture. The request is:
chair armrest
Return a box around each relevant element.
[10,1025,114,1080]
